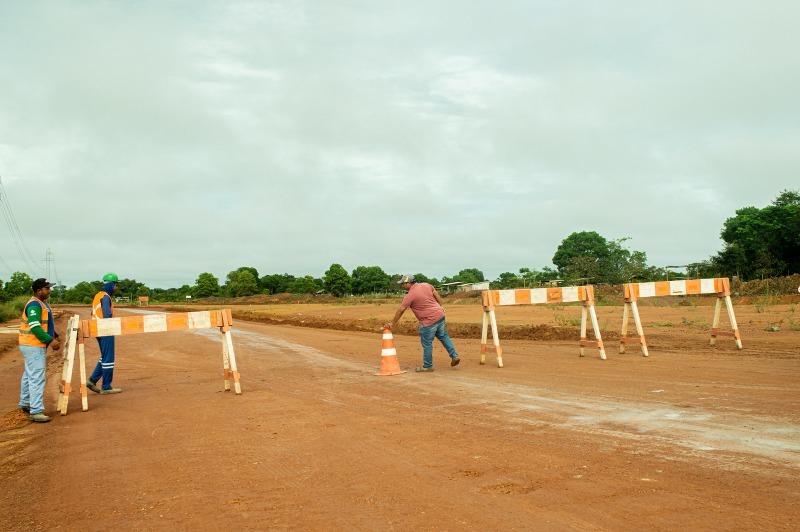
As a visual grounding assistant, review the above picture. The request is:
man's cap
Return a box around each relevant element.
[398,274,416,284]
[32,278,54,291]
[102,272,119,282]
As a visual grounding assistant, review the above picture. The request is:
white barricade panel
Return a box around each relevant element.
[530,288,547,304]
[96,319,122,337]
[562,286,580,302]
[188,311,212,330]
[143,314,168,333]
[669,280,686,296]
[700,278,716,294]
[638,282,656,298]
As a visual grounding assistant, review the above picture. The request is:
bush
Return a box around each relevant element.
[0,296,28,323]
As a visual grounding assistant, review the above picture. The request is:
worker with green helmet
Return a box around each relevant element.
[86,272,123,394]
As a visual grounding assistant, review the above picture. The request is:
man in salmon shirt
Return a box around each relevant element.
[385,274,460,372]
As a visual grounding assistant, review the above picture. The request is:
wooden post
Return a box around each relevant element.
[479,291,503,367]
[619,285,649,357]
[57,315,79,414]
[78,334,89,411]
[221,309,241,394]
[710,278,743,349]
[579,286,606,360]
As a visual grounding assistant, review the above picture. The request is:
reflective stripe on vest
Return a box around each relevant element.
[92,291,114,320]
[19,297,50,348]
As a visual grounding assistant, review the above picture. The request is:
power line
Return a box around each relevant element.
[0,176,44,276]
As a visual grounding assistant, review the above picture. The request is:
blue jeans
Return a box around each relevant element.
[419,317,458,368]
[19,345,47,415]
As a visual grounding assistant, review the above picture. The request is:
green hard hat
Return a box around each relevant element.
[103,272,119,282]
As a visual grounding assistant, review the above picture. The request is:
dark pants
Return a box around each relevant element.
[90,336,116,389]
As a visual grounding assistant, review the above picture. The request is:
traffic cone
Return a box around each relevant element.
[374,328,406,376]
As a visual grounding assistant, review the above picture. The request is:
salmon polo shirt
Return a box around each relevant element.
[401,283,446,326]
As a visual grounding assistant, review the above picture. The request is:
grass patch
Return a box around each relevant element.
[681,316,709,329]
[553,313,581,327]
[0,296,28,323]
[652,322,674,327]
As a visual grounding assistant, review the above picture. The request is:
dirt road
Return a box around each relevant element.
[1,303,798,530]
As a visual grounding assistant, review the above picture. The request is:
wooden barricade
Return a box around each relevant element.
[480,285,607,367]
[58,309,241,415]
[620,277,742,356]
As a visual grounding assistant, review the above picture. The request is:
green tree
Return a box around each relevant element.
[453,268,485,283]
[411,273,440,286]
[260,273,296,294]
[0,278,5,302]
[552,232,609,278]
[324,263,352,297]
[288,275,320,294]
[713,190,800,279]
[225,268,259,297]
[5,272,34,298]
[194,272,220,298]
[65,281,98,304]
[493,272,520,289]
[237,267,260,287]
[116,278,146,300]
[351,266,390,295]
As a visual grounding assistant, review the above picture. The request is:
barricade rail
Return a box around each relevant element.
[480,285,606,366]
[620,277,742,356]
[57,309,241,416]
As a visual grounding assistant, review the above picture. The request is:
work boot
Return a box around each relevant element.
[415,366,434,372]
[450,357,461,367]
[29,413,51,423]
[18,405,30,413]
[86,378,100,393]
[100,387,123,394]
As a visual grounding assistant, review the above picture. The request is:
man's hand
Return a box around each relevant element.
[50,338,61,351]
[382,323,393,331]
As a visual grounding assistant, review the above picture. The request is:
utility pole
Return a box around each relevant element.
[44,248,53,280]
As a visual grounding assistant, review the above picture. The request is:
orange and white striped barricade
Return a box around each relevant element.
[620,277,742,357]
[481,285,607,366]
[58,309,241,415]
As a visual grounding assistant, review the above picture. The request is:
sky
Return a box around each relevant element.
[0,1,798,289]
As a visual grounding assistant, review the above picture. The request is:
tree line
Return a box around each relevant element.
[1,189,796,303]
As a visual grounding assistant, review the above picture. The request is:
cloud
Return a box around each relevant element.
[0,1,797,287]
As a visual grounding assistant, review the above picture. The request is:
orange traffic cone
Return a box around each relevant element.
[374,328,407,376]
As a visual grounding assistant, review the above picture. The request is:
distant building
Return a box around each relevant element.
[437,282,462,293]
[457,281,491,292]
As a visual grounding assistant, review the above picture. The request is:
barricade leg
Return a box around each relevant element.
[489,309,503,368]
[588,305,606,360]
[619,303,630,354]
[725,295,743,350]
[59,328,77,416]
[221,335,231,391]
[480,311,489,365]
[631,301,649,357]
[710,298,722,346]
[57,316,79,413]
[221,309,241,394]
[224,330,242,394]
[580,306,588,357]
[78,339,88,411]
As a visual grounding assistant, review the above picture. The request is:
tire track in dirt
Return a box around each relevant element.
[190,321,800,477]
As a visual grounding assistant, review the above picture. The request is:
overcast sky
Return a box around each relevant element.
[1,1,797,288]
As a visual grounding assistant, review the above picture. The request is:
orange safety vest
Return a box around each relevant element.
[19,297,51,348]
[92,291,114,320]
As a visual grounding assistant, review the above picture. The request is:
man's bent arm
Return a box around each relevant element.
[386,306,407,330]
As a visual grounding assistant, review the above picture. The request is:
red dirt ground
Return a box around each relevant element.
[1,298,798,530]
